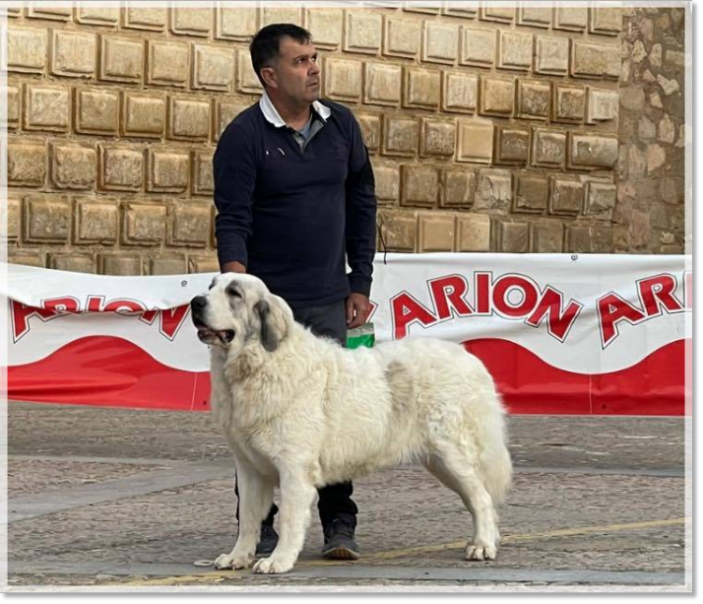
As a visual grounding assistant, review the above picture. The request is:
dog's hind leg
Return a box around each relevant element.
[425,448,500,561]
[214,460,274,570]
[252,466,316,574]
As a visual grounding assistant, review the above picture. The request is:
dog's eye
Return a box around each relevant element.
[226,286,242,298]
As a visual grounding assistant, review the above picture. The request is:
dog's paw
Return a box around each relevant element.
[214,551,254,570]
[252,556,294,574]
[465,543,497,561]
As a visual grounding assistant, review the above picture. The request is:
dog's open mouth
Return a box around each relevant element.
[196,326,236,345]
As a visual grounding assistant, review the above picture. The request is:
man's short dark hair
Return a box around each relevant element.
[250,23,313,87]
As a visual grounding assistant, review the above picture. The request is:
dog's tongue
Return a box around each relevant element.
[197,328,235,344]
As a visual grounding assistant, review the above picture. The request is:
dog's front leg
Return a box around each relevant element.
[214,460,273,570]
[252,467,316,574]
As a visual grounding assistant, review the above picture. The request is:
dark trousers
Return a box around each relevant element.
[234,299,358,529]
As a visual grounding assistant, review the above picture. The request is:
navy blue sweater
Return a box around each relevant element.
[213,99,377,308]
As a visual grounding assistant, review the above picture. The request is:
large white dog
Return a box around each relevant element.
[191,273,512,574]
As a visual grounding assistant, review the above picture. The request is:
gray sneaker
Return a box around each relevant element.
[322,518,360,560]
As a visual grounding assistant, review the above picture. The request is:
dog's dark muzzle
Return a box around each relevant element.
[190,296,235,345]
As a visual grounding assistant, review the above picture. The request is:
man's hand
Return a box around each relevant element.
[222,261,246,274]
[346,293,371,329]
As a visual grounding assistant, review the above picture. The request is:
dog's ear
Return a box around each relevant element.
[255,297,287,352]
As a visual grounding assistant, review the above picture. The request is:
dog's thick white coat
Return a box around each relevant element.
[198,274,512,574]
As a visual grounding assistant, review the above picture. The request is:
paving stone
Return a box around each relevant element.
[517,80,551,120]
[123,93,166,138]
[498,30,533,71]
[535,36,569,75]
[122,7,167,31]
[98,145,144,192]
[420,118,456,157]
[236,50,263,93]
[372,162,400,204]
[474,169,512,210]
[460,27,496,68]
[23,84,70,132]
[216,6,257,41]
[479,76,514,117]
[170,7,212,37]
[554,7,588,31]
[590,7,622,36]
[417,214,455,252]
[515,175,549,213]
[517,7,552,28]
[441,169,475,208]
[122,203,167,245]
[23,196,71,243]
[569,134,619,170]
[364,63,402,106]
[498,221,529,252]
[496,127,530,165]
[456,119,494,164]
[99,36,144,83]
[305,8,343,49]
[587,88,619,124]
[7,26,48,74]
[49,254,96,274]
[400,165,439,207]
[553,85,585,123]
[147,40,190,88]
[382,116,419,157]
[479,6,514,23]
[344,11,382,55]
[422,21,459,65]
[549,178,584,215]
[532,130,567,169]
[530,221,564,252]
[456,214,491,251]
[167,97,210,141]
[261,6,302,27]
[99,254,142,276]
[357,114,381,152]
[7,141,47,187]
[75,7,119,27]
[383,16,421,59]
[147,149,190,193]
[442,72,478,114]
[192,45,235,92]
[74,88,119,136]
[169,204,210,247]
[377,209,416,252]
[50,143,97,190]
[403,67,441,110]
[75,200,119,244]
[324,58,363,102]
[50,30,97,78]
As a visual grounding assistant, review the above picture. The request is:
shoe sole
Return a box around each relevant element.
[322,547,361,561]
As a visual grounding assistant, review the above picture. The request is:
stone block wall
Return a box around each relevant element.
[1,3,687,275]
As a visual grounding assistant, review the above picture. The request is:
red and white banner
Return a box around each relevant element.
[1,254,692,415]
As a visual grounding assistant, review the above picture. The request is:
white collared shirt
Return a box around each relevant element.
[258,89,331,128]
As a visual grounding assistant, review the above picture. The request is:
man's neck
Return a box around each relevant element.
[267,91,312,130]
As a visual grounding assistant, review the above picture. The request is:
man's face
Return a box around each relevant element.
[265,36,320,104]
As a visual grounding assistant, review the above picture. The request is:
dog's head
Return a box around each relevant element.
[190,273,291,353]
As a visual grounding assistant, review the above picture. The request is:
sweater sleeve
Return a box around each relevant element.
[345,114,377,297]
[213,123,257,270]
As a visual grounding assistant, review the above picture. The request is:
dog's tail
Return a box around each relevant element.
[477,393,513,507]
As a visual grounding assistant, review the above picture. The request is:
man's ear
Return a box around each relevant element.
[255,298,287,352]
[260,67,277,89]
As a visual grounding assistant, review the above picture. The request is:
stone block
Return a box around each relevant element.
[441,169,476,208]
[122,6,166,31]
[357,114,381,152]
[100,36,144,83]
[364,63,401,106]
[7,141,47,187]
[401,165,439,208]
[122,92,165,138]
[383,116,419,157]
[214,101,248,141]
[383,16,421,59]
[4,196,21,242]
[460,27,496,68]
[170,7,212,37]
[99,145,144,192]
[517,7,552,28]
[568,134,619,170]
[554,7,587,31]
[169,204,210,247]
[549,178,584,215]
[147,149,189,193]
[474,169,512,210]
[192,150,215,196]
[76,199,119,244]
[150,257,187,275]
[442,72,477,114]
[498,30,533,71]
[496,127,530,164]
[147,40,189,88]
[457,119,494,164]
[50,30,97,78]
[422,21,459,65]
[420,118,456,157]
[377,209,416,252]
[236,49,262,93]
[305,8,343,49]
[479,6,514,23]
[646,144,666,174]
[456,214,491,252]
[23,84,70,132]
[323,58,362,102]
[590,226,614,253]
[26,5,71,20]
[5,85,21,129]
[566,226,592,253]
[586,180,617,216]
[532,130,567,168]
[479,76,514,117]
[168,97,210,141]
[403,6,439,15]
[122,203,167,245]
[441,6,477,19]
[50,254,96,274]
[535,35,569,75]
[99,254,142,276]
[189,256,220,274]
[530,221,564,252]
[75,88,119,135]
[515,175,549,213]
[75,7,119,27]
[553,85,585,123]
[403,67,441,110]
[261,6,302,27]
[8,253,46,268]
[418,214,455,252]
[4,6,21,17]
[498,222,529,252]
[571,41,620,80]
[50,143,97,190]
[586,87,619,124]
[344,11,382,55]
[23,196,71,243]
[192,44,235,92]
[216,6,258,41]
[658,115,676,144]
[372,162,400,204]
[517,80,550,120]
[7,26,48,74]
[590,7,621,36]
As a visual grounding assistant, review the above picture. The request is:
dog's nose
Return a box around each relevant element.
[191,296,207,311]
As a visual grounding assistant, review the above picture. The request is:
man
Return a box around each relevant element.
[213,23,377,561]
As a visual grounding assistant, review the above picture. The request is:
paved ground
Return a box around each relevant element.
[5,401,691,592]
